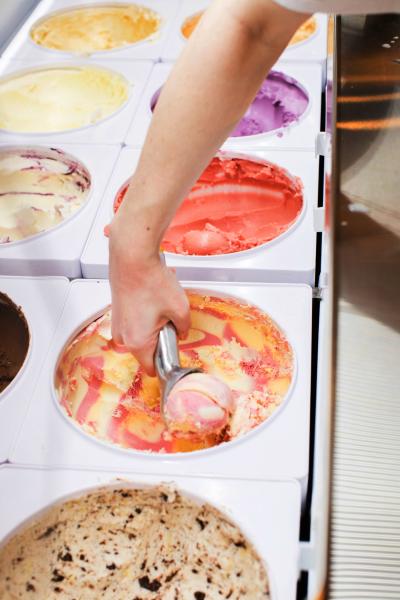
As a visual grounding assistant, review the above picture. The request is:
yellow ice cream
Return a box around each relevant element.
[31,4,161,54]
[0,66,129,133]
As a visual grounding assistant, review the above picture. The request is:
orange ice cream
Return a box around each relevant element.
[55,292,294,454]
[31,4,161,54]
[182,11,317,46]
[181,11,203,39]
[289,16,317,46]
[114,155,304,256]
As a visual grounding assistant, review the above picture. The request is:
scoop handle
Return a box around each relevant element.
[155,322,181,384]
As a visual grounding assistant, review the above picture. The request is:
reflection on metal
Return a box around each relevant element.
[0,0,40,54]
[328,13,400,600]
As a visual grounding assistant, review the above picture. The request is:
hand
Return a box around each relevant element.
[108,218,190,377]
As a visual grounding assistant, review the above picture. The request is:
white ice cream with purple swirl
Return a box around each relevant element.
[0,146,91,243]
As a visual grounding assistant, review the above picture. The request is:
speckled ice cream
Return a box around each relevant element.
[0,485,270,599]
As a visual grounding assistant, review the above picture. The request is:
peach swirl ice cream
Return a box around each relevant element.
[55,291,294,454]
[31,4,161,54]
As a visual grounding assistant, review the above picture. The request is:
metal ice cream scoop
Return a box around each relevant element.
[155,322,201,423]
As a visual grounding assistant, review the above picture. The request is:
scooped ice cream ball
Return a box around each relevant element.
[164,372,234,437]
[181,226,230,255]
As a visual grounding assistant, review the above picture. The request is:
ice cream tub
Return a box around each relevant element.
[0,276,69,462]
[81,146,320,283]
[126,61,323,151]
[11,279,312,496]
[0,143,121,277]
[0,58,153,145]
[3,0,181,62]
[0,465,302,599]
[162,0,328,78]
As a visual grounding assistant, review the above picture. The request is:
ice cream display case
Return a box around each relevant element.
[0,1,333,598]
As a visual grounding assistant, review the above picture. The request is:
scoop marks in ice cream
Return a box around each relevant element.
[55,291,294,454]
[150,70,308,138]
[0,292,29,394]
[114,155,304,256]
[182,10,317,46]
[0,485,270,598]
[31,4,161,54]
[0,66,129,133]
[0,146,91,244]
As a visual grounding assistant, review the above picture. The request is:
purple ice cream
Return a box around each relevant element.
[150,70,309,138]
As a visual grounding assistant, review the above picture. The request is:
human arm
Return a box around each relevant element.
[108,0,309,375]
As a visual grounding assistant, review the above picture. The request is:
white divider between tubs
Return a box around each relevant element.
[0,58,153,146]
[162,0,328,78]
[0,464,302,600]
[2,0,181,63]
[81,146,320,284]
[0,143,121,278]
[0,276,69,462]
[11,279,312,498]
[125,61,323,151]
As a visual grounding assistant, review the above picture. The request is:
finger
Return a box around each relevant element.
[167,297,191,339]
[104,224,110,237]
[133,345,157,378]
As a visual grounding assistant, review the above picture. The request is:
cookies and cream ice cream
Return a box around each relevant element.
[114,155,304,256]
[0,66,129,133]
[31,4,161,54]
[55,291,294,453]
[182,10,317,46]
[0,292,29,394]
[0,485,270,598]
[150,70,308,138]
[0,146,91,244]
